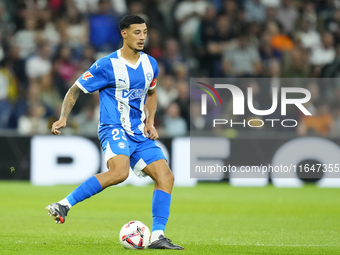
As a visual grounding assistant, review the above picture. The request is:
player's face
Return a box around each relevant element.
[124,23,147,52]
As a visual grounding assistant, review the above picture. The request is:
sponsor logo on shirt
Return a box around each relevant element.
[119,78,127,84]
[122,88,148,99]
[82,71,93,81]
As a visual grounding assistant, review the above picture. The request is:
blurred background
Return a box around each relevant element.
[0,0,340,138]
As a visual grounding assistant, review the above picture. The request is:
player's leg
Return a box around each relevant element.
[130,139,183,250]
[65,155,130,206]
[95,155,130,188]
[46,126,130,224]
[143,159,174,236]
[143,159,183,250]
[46,155,129,223]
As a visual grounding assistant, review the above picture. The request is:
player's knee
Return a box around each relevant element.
[107,169,129,185]
[116,170,129,184]
[158,169,174,185]
[106,157,130,185]
[166,170,174,184]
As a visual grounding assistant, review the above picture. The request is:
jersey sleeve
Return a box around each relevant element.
[149,78,157,90]
[148,57,159,91]
[76,59,108,94]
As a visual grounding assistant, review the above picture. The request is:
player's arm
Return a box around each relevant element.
[51,84,82,135]
[144,87,159,140]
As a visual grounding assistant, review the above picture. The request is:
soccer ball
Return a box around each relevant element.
[119,221,151,249]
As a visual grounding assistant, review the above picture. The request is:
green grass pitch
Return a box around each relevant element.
[0,181,339,254]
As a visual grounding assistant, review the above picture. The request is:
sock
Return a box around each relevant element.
[58,198,72,208]
[151,230,164,243]
[65,176,103,206]
[151,190,171,241]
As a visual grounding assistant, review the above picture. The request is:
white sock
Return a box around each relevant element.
[58,198,72,208]
[151,230,164,243]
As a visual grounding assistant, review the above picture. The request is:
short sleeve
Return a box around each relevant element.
[153,62,159,79]
[149,57,158,90]
[76,59,108,94]
[149,78,157,90]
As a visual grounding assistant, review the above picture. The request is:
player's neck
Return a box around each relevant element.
[120,46,141,65]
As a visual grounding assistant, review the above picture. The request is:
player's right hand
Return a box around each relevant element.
[51,118,67,135]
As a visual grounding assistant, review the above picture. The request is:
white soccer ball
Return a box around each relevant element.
[119,221,151,249]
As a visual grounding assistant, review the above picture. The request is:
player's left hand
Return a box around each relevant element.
[144,123,159,140]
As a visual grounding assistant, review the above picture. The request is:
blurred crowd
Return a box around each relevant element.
[0,0,340,138]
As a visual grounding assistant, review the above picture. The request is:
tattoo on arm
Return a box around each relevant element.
[60,85,82,119]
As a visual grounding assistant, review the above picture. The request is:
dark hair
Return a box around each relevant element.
[119,15,145,31]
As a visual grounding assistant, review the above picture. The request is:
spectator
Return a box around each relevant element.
[73,0,127,15]
[88,0,121,53]
[75,100,99,136]
[17,101,48,135]
[326,9,340,46]
[190,101,207,130]
[282,48,310,78]
[144,28,163,60]
[54,45,78,82]
[219,0,238,24]
[156,75,178,111]
[26,41,51,80]
[174,80,190,128]
[13,16,38,59]
[199,14,236,76]
[259,32,282,72]
[7,46,28,90]
[330,101,340,138]
[174,0,208,48]
[163,102,187,137]
[300,2,319,31]
[51,58,68,99]
[261,0,280,8]
[79,44,96,70]
[194,3,217,74]
[160,38,183,74]
[174,64,188,82]
[244,0,267,24]
[310,32,336,66]
[322,45,340,77]
[222,35,262,77]
[59,5,88,58]
[296,19,321,49]
[37,8,60,49]
[276,0,298,35]
[0,60,18,128]
[267,21,294,52]
[297,100,335,137]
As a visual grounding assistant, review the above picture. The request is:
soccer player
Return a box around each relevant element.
[46,15,184,250]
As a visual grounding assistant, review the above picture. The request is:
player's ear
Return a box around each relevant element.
[121,29,127,39]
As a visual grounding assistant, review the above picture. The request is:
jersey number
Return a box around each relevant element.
[112,129,127,141]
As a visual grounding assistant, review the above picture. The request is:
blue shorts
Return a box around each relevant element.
[98,125,166,177]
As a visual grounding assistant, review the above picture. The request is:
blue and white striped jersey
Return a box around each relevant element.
[76,49,158,138]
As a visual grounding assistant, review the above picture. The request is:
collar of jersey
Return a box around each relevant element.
[117,49,141,70]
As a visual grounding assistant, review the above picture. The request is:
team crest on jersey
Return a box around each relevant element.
[117,142,126,149]
[82,71,93,81]
[146,72,152,81]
